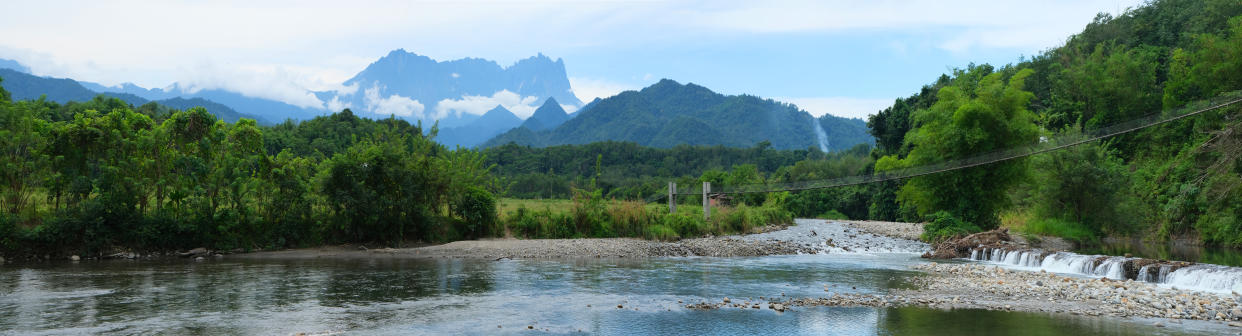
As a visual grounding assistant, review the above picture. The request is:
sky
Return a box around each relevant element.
[0,0,1146,119]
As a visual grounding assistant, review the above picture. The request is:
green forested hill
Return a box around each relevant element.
[483,79,872,151]
[860,0,1242,245]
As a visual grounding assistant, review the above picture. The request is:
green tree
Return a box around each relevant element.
[876,67,1041,229]
[1029,137,1134,234]
[0,100,50,216]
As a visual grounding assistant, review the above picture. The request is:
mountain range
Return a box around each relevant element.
[482,79,872,151]
[0,68,260,123]
[0,53,873,151]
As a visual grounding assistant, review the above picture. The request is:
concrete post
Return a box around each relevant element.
[703,182,711,221]
[668,182,676,213]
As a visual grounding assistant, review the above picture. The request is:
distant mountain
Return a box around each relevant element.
[482,79,873,151]
[1,68,151,105]
[155,97,266,124]
[436,105,524,148]
[77,49,583,129]
[0,68,264,123]
[83,81,320,122]
[520,97,569,131]
[333,49,582,124]
[0,58,29,73]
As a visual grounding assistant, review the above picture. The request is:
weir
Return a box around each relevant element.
[967,247,1242,293]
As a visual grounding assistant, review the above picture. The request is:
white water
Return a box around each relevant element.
[811,118,830,152]
[969,247,1242,293]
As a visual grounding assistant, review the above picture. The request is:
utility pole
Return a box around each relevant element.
[668,182,676,214]
[703,182,711,221]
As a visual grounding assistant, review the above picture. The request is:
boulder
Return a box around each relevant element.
[180,247,210,258]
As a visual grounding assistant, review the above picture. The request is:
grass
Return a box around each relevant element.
[496,198,576,217]
[1003,211,1098,243]
[494,197,792,241]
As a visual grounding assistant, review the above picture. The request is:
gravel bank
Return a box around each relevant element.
[238,234,819,260]
[739,219,929,253]
[838,220,924,241]
[241,219,937,260]
[686,262,1242,329]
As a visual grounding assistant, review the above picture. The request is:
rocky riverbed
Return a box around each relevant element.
[838,220,924,241]
[739,219,929,253]
[237,219,931,260]
[685,262,1242,330]
[237,231,820,260]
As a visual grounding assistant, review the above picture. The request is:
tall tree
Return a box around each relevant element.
[876,67,1041,229]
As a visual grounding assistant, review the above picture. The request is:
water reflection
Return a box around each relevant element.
[0,254,1221,335]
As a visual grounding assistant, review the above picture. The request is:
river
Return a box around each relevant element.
[1,251,1225,335]
[2,220,1236,335]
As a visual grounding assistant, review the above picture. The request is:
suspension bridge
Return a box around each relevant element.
[649,90,1242,219]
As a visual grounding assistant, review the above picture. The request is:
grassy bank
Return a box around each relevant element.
[495,198,792,241]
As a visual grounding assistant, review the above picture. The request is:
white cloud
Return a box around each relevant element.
[365,84,424,118]
[173,62,337,109]
[435,90,540,119]
[774,96,893,119]
[0,0,1145,111]
[692,0,1144,52]
[569,77,637,102]
[325,95,350,112]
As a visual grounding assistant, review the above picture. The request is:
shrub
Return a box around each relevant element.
[921,211,981,243]
[1022,218,1098,243]
[644,224,679,241]
[452,186,498,239]
[817,210,849,220]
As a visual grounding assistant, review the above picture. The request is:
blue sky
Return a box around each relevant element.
[0,0,1143,119]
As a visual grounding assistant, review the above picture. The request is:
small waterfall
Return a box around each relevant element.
[965,246,1242,292]
[811,118,829,152]
[1164,265,1242,293]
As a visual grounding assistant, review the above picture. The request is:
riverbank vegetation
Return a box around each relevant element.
[480,0,1242,248]
[0,92,795,256]
[2,0,1241,257]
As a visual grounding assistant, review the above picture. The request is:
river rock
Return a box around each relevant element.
[180,247,209,258]
[771,303,786,312]
[70,255,80,261]
[194,256,205,262]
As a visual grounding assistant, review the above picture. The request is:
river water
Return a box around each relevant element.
[0,251,1221,335]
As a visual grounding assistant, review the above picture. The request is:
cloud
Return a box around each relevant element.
[774,96,893,119]
[0,0,1145,112]
[691,0,1144,52]
[569,77,637,102]
[435,90,540,119]
[325,95,350,113]
[174,62,338,109]
[365,84,424,117]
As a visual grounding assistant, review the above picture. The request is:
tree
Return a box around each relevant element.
[876,67,1041,229]
[1029,137,1133,233]
[0,98,50,216]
